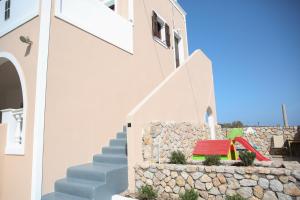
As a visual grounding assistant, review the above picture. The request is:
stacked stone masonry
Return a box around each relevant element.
[143,122,299,163]
[135,163,300,200]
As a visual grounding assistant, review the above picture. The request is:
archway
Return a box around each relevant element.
[205,107,216,140]
[0,53,27,155]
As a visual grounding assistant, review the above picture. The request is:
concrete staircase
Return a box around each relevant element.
[42,130,128,200]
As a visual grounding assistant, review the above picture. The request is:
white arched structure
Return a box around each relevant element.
[0,52,27,155]
[205,107,216,140]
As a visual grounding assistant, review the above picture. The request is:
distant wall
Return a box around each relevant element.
[141,122,299,164]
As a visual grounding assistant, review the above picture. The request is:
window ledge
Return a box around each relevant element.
[153,37,169,49]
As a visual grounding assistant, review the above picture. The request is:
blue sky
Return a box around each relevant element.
[178,0,300,126]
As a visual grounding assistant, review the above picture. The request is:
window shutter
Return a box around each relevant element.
[152,11,159,37]
[165,23,171,48]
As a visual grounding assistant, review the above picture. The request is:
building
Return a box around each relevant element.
[0,0,217,199]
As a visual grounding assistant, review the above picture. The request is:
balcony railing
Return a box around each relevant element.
[1,108,24,155]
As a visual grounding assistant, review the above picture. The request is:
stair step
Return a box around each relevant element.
[93,154,127,164]
[102,146,126,155]
[67,163,121,182]
[42,192,89,200]
[116,132,127,139]
[110,138,127,147]
[55,178,105,199]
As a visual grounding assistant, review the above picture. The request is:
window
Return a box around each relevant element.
[4,0,11,21]
[152,11,171,48]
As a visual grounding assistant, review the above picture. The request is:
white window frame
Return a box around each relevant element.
[153,12,168,49]
[173,29,185,68]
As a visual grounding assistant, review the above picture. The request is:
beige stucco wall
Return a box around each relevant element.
[126,50,217,191]
[42,0,192,194]
[0,17,40,200]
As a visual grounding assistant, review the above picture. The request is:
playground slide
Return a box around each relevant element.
[235,137,270,161]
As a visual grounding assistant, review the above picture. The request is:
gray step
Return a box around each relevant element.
[55,178,105,199]
[102,146,126,155]
[42,192,89,200]
[93,154,127,164]
[116,132,127,139]
[67,163,117,182]
[109,138,127,147]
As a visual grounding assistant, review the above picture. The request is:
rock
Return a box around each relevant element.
[217,174,226,184]
[201,174,212,183]
[164,176,171,183]
[288,176,296,183]
[237,187,253,199]
[224,173,233,178]
[186,165,197,172]
[153,177,160,186]
[292,170,300,181]
[181,172,189,180]
[259,178,269,189]
[270,179,283,192]
[161,181,166,187]
[163,169,170,176]
[226,189,236,196]
[173,186,180,194]
[171,171,178,178]
[165,186,172,193]
[283,183,300,196]
[185,184,191,190]
[168,179,176,188]
[227,178,240,189]
[136,180,143,188]
[176,176,185,187]
[271,168,285,176]
[253,185,264,199]
[192,172,203,180]
[199,191,209,199]
[235,168,245,174]
[251,174,259,181]
[276,192,292,200]
[206,182,213,190]
[279,176,289,184]
[263,191,278,200]
[155,171,166,180]
[266,175,275,180]
[195,180,206,190]
[146,179,153,185]
[209,173,216,178]
[240,179,257,186]
[218,184,227,194]
[234,174,244,180]
[208,187,220,195]
[144,171,154,179]
[213,177,221,187]
[187,176,194,187]
[170,193,179,199]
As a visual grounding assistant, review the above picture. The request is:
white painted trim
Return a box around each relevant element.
[169,0,186,17]
[173,30,185,69]
[30,0,52,199]
[0,52,28,156]
[128,0,134,22]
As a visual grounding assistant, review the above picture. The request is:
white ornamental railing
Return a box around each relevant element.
[1,108,24,155]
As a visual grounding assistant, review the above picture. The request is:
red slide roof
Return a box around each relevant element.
[193,140,231,156]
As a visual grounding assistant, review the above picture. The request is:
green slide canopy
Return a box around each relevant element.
[227,128,244,139]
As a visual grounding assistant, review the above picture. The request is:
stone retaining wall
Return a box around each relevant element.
[135,163,300,200]
[142,122,299,163]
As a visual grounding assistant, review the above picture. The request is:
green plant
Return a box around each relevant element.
[225,194,246,200]
[170,151,187,164]
[239,151,256,166]
[203,155,221,166]
[179,189,198,200]
[137,185,157,200]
